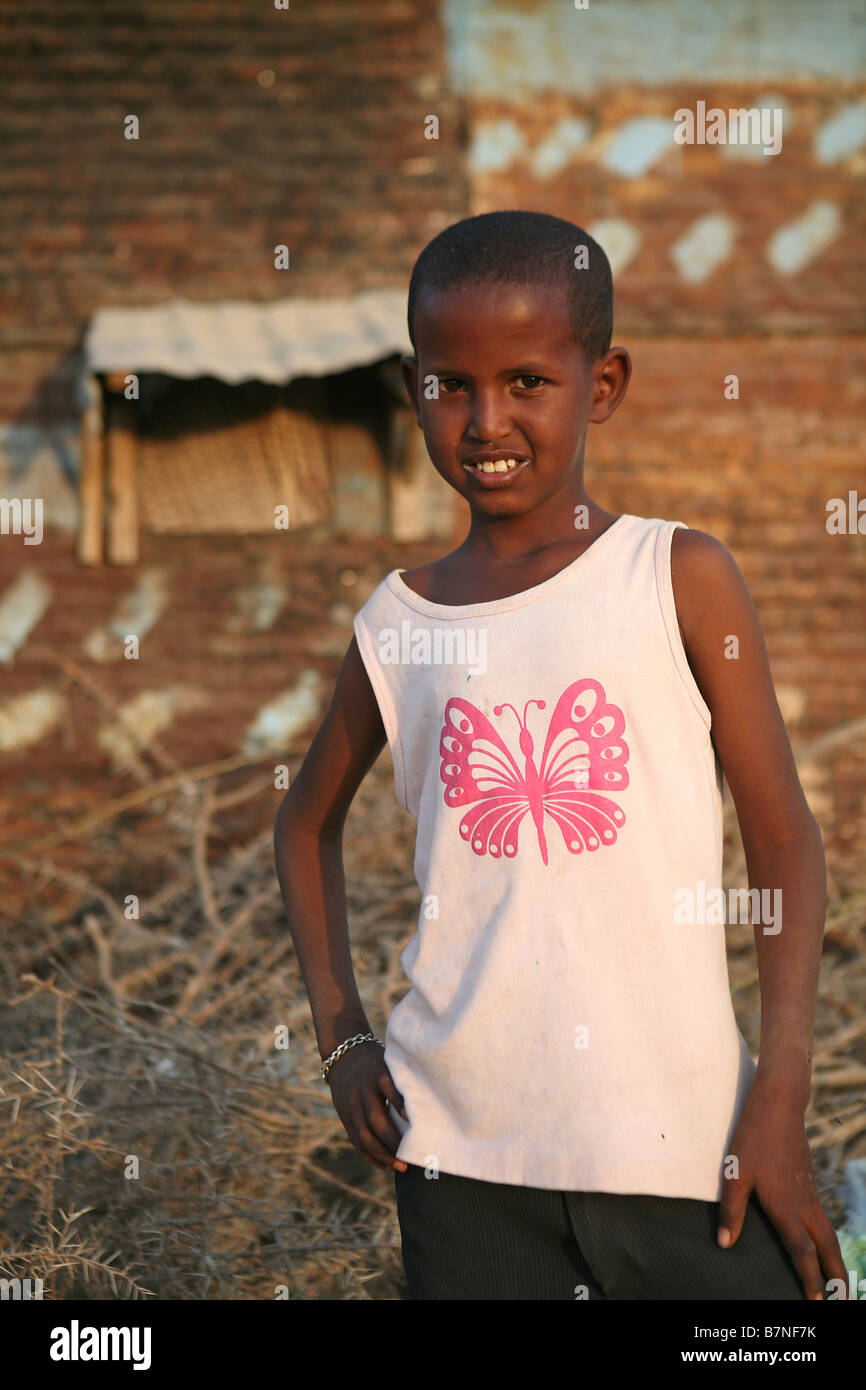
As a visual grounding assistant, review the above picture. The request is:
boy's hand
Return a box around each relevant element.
[327,1043,409,1173]
[718,1084,849,1299]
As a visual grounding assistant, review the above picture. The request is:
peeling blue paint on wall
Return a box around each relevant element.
[443,0,866,95]
[814,100,866,161]
[601,116,672,177]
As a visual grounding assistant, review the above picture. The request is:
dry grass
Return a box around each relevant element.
[0,720,863,1300]
[0,751,417,1301]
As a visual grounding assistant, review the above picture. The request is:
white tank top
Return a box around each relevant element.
[352,513,756,1198]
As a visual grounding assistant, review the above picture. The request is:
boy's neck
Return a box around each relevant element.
[462,494,615,567]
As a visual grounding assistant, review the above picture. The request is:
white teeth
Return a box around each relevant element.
[472,457,520,473]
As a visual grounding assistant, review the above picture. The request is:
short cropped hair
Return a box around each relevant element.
[407,210,613,364]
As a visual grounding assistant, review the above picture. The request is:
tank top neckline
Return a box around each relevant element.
[387,512,634,619]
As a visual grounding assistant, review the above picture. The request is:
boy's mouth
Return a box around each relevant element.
[461,455,530,489]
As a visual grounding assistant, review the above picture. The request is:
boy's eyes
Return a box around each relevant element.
[437,375,546,393]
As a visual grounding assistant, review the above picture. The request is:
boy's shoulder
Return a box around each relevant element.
[671,523,739,580]
[670,524,752,647]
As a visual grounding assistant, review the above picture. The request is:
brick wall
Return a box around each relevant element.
[0,0,863,878]
[0,0,467,425]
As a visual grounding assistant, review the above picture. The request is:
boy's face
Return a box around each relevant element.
[401,280,630,516]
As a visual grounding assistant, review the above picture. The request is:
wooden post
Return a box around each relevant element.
[329,417,387,537]
[76,373,105,566]
[387,401,458,543]
[104,372,139,566]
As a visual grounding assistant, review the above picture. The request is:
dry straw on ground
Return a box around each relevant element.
[0,706,863,1300]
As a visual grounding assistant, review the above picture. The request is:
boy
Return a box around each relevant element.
[274,210,847,1300]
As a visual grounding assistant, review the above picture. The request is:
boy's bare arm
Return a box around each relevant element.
[273,633,408,1172]
[273,633,387,1056]
[670,527,846,1298]
[670,527,822,1096]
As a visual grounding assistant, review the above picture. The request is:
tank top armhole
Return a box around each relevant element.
[655,520,713,731]
[352,608,410,812]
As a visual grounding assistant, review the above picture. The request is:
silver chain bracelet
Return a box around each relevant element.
[320,1031,383,1083]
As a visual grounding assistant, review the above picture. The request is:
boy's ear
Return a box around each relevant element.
[400,353,421,424]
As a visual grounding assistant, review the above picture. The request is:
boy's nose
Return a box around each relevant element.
[467,392,513,441]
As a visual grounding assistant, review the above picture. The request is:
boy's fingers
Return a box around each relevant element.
[717,1178,751,1248]
[378,1071,408,1120]
[362,1091,408,1170]
[344,1095,394,1170]
[809,1212,849,1295]
[774,1218,824,1301]
[355,1118,401,1170]
[363,1090,404,1150]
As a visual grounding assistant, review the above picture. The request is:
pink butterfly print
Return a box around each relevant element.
[439,679,630,866]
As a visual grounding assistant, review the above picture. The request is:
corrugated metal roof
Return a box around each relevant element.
[81,289,412,388]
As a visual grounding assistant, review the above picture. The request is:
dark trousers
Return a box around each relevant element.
[394,1163,807,1300]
